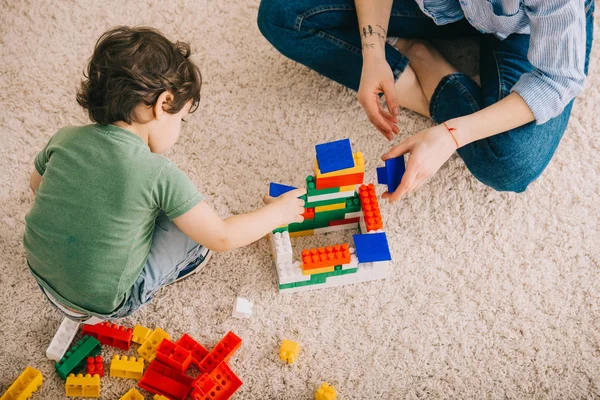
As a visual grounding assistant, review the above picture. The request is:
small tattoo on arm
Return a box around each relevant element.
[362,43,375,50]
[361,24,386,40]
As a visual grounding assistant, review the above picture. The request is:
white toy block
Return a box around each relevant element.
[270,231,292,265]
[341,253,359,270]
[307,189,356,203]
[276,260,310,285]
[232,297,253,318]
[344,211,363,219]
[313,222,358,235]
[46,317,80,361]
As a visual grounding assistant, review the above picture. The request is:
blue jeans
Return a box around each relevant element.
[258,0,595,192]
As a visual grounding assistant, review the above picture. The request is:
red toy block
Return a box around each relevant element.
[315,172,364,190]
[138,360,194,400]
[302,208,315,220]
[358,184,383,231]
[156,338,193,372]
[329,217,360,227]
[81,322,133,350]
[176,334,210,368]
[86,355,104,377]
[189,361,243,400]
[301,244,351,271]
[198,331,242,375]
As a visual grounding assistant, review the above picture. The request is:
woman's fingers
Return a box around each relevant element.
[381,75,401,117]
[378,103,399,134]
[360,93,395,140]
[385,155,420,202]
[382,138,412,161]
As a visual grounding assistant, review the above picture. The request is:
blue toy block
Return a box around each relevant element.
[269,182,297,198]
[377,156,405,193]
[353,232,392,263]
[315,138,354,174]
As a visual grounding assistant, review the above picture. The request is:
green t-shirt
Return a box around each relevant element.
[24,124,203,315]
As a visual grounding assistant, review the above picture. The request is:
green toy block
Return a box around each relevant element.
[305,197,348,208]
[306,175,339,196]
[272,226,289,234]
[314,208,348,223]
[55,335,101,380]
[288,217,331,232]
[278,267,358,290]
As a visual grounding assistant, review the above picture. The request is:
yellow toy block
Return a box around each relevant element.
[314,202,346,212]
[315,382,337,400]
[339,184,356,192]
[110,355,144,379]
[289,229,314,238]
[132,324,152,344]
[120,388,144,400]
[0,366,43,400]
[314,152,365,178]
[280,339,300,364]
[154,395,170,400]
[65,373,100,397]
[138,327,170,362]
[302,265,335,275]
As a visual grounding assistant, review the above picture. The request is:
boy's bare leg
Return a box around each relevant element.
[394,64,431,117]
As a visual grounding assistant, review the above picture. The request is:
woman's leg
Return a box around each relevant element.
[257,0,476,116]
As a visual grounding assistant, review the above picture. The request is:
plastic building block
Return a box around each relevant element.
[315,172,364,190]
[315,138,354,173]
[110,355,144,379]
[120,388,144,400]
[313,223,359,235]
[280,340,300,364]
[315,382,337,400]
[87,356,104,377]
[377,155,405,193]
[314,202,346,212]
[302,207,315,220]
[46,317,80,362]
[269,182,297,197]
[82,322,133,350]
[232,297,253,319]
[154,396,170,400]
[302,265,335,275]
[329,217,360,227]
[301,244,351,271]
[270,231,292,265]
[315,151,364,178]
[198,331,242,374]
[189,361,243,400]
[138,360,194,400]
[156,339,192,372]
[138,328,170,362]
[65,373,100,397]
[276,260,311,285]
[176,334,210,368]
[55,335,102,380]
[289,229,314,238]
[0,366,43,400]
[358,184,383,232]
[353,232,392,263]
[132,324,152,345]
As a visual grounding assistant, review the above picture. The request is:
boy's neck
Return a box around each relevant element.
[112,121,149,145]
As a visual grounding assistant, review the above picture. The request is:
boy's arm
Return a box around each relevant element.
[173,189,305,252]
[30,169,43,195]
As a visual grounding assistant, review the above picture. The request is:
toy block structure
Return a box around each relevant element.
[87,356,104,377]
[55,335,102,380]
[0,366,43,400]
[132,324,152,344]
[110,355,144,379]
[280,340,300,364]
[268,139,393,293]
[138,327,170,362]
[232,297,253,318]
[82,321,133,350]
[197,331,242,374]
[156,339,192,372]
[65,373,100,397]
[138,361,194,400]
[189,361,243,400]
[46,317,79,362]
[377,155,405,193]
[176,333,210,368]
[120,388,144,400]
[315,382,337,400]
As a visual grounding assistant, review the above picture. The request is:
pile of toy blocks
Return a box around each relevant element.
[1,319,242,399]
[268,139,396,294]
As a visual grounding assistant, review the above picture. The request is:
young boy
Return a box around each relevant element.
[24,26,305,321]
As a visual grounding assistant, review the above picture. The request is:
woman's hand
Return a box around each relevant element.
[357,55,400,141]
[381,124,457,202]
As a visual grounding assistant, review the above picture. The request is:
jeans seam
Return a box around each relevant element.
[295,5,355,31]
[491,50,505,102]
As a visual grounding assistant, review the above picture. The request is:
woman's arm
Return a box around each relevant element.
[30,169,42,195]
[355,0,401,140]
[173,189,305,252]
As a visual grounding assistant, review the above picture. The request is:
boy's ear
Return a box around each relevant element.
[153,91,174,119]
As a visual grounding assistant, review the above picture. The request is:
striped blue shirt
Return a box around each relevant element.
[415,0,587,124]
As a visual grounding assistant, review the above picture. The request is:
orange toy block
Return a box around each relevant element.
[301,244,351,271]
[315,172,364,190]
[358,184,383,231]
[302,208,315,220]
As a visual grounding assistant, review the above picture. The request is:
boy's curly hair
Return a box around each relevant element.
[77,26,202,125]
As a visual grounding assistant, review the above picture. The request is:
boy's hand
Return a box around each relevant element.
[263,188,306,225]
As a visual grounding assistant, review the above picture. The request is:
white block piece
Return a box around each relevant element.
[270,231,292,265]
[46,317,80,361]
[276,260,311,285]
[344,211,363,219]
[341,253,358,270]
[307,189,356,203]
[232,297,253,319]
[313,223,358,235]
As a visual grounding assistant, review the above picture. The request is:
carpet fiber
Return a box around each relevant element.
[1,1,599,398]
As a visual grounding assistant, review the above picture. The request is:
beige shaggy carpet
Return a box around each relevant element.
[1,0,600,399]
